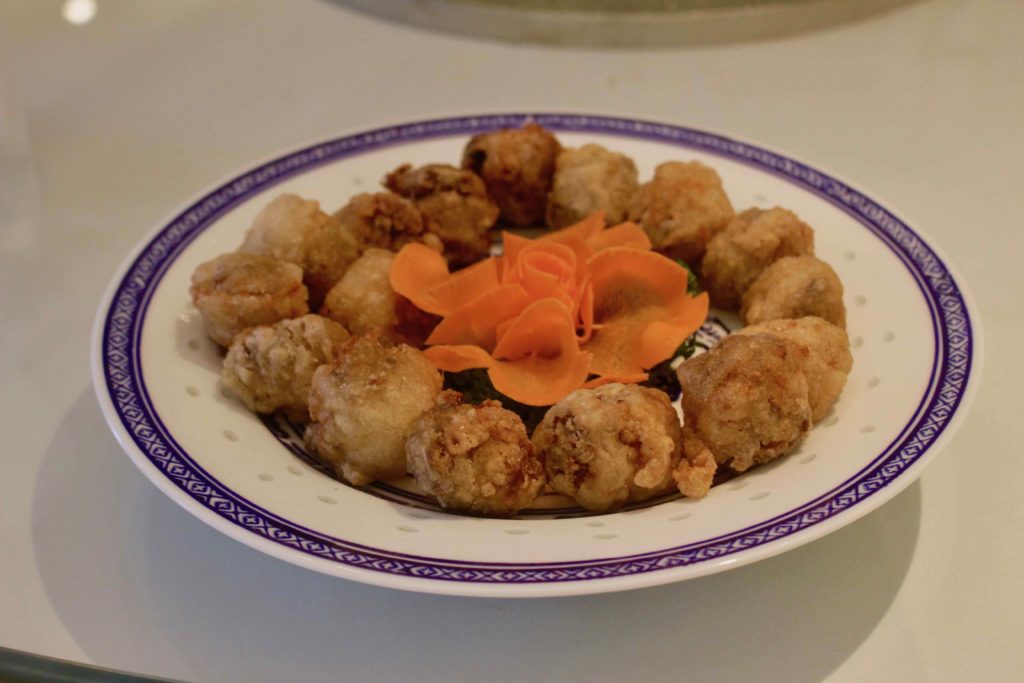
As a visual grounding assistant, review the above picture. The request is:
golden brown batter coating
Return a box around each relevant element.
[676,334,812,474]
[701,207,815,310]
[190,252,309,347]
[406,391,544,516]
[320,248,438,347]
[320,248,399,340]
[239,193,363,308]
[461,123,561,226]
[741,255,846,328]
[628,161,734,265]
[333,192,443,254]
[221,314,350,421]
[545,144,639,229]
[736,317,852,423]
[384,164,499,265]
[672,426,718,499]
[532,383,683,513]
[305,336,442,486]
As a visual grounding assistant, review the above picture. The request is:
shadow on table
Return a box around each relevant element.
[34,388,922,683]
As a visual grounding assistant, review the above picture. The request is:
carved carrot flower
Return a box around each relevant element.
[390,213,708,405]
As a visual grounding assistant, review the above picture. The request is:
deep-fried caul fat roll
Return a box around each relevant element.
[406,391,544,516]
[320,248,399,340]
[545,144,639,229]
[305,336,442,486]
[742,255,846,329]
[333,192,442,254]
[676,334,812,476]
[628,161,734,265]
[384,163,499,265]
[736,316,852,423]
[221,314,349,421]
[461,123,561,226]
[239,193,361,307]
[532,383,682,513]
[701,207,815,310]
[190,252,309,347]
[320,248,438,347]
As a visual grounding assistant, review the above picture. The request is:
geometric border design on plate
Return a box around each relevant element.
[100,114,973,583]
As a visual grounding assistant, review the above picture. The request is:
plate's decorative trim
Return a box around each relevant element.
[101,114,973,584]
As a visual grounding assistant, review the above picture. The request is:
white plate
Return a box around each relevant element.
[91,113,980,597]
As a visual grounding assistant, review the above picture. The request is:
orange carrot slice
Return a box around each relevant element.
[424,299,591,406]
[389,243,450,300]
[500,232,532,281]
[424,345,495,373]
[506,241,579,301]
[390,244,500,316]
[423,258,501,317]
[586,222,652,252]
[540,211,605,243]
[488,298,591,406]
[425,284,532,348]
[575,279,595,343]
[584,248,708,378]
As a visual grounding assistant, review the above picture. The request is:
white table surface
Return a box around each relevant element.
[1,1,1020,681]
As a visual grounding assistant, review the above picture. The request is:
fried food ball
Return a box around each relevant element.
[333,192,443,254]
[320,248,438,347]
[736,317,852,423]
[189,253,309,347]
[305,336,442,486]
[461,123,561,226]
[405,391,544,516]
[741,255,846,328]
[221,314,350,421]
[320,248,399,338]
[545,144,639,229]
[532,383,683,513]
[384,164,499,265]
[701,207,815,310]
[676,334,812,475]
[239,194,362,308]
[628,161,734,265]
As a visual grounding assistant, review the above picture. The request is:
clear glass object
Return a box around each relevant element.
[338,0,920,47]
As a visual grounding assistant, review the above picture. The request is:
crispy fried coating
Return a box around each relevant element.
[461,123,561,226]
[545,144,639,229]
[672,426,718,499]
[190,252,309,347]
[320,248,438,347]
[406,391,544,516]
[333,192,443,254]
[239,193,362,308]
[320,248,399,340]
[384,164,499,265]
[736,317,852,423]
[676,334,812,475]
[742,255,846,329]
[305,336,442,486]
[701,207,815,310]
[221,314,349,421]
[532,383,683,513]
[628,161,734,265]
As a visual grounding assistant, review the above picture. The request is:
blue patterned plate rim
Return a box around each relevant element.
[91,113,980,597]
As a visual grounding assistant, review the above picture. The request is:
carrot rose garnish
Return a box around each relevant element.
[389,213,708,406]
